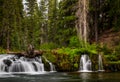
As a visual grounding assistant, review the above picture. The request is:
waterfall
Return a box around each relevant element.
[98,54,104,71]
[0,55,13,72]
[0,54,55,74]
[49,62,56,72]
[42,56,56,72]
[79,54,92,72]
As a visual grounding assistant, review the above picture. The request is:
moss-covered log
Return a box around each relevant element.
[7,50,43,58]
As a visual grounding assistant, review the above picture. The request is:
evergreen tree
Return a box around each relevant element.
[38,0,48,44]
[48,0,59,43]
[0,0,3,48]
[57,0,77,46]
[11,0,23,50]
[0,0,23,50]
[89,0,120,43]
[24,0,39,48]
[107,0,120,30]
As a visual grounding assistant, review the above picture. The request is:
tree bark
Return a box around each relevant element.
[76,0,89,45]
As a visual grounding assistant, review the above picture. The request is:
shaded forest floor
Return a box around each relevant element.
[98,29,120,50]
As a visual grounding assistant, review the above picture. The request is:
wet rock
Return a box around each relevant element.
[3,59,12,66]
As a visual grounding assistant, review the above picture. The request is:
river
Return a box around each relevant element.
[0,72,120,82]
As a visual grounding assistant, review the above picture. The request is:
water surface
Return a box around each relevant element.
[0,72,120,82]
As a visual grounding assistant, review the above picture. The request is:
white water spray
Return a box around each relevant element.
[0,54,55,74]
[79,54,92,72]
[42,56,56,72]
[98,54,104,71]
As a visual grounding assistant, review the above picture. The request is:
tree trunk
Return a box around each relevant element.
[76,0,89,45]
[94,0,98,43]
[7,27,10,51]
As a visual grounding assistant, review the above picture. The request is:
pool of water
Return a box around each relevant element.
[0,72,120,82]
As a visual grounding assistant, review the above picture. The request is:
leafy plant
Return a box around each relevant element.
[40,42,59,50]
[69,36,80,47]
[104,55,118,61]
[0,47,6,54]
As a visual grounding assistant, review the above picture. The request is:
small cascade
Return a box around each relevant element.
[42,56,56,72]
[98,54,104,72]
[49,62,56,72]
[0,54,55,74]
[79,54,92,72]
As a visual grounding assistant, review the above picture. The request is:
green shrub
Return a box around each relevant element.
[100,44,112,55]
[114,43,120,55]
[69,36,80,47]
[104,55,118,61]
[40,42,59,50]
[0,47,6,54]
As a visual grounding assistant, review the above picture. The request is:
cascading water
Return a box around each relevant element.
[98,54,104,71]
[42,56,56,72]
[0,54,55,74]
[79,54,92,72]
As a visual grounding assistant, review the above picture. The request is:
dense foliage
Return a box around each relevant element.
[0,0,120,68]
[89,0,120,42]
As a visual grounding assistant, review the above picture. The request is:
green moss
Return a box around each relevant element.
[0,47,6,54]
[104,55,118,61]
[39,42,59,50]
[108,61,120,64]
[74,63,78,68]
[41,44,98,71]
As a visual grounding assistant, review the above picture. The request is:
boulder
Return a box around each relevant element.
[3,59,12,66]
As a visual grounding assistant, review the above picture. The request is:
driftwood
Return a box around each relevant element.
[7,45,43,58]
[7,50,43,58]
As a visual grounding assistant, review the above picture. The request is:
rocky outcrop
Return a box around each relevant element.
[3,59,12,66]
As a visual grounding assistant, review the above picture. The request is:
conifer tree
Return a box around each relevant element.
[57,0,77,46]
[38,0,48,44]
[0,0,4,48]
[48,0,59,43]
[11,0,23,50]
[0,0,23,50]
[24,0,39,48]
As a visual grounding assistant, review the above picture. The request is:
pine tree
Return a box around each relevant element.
[48,0,59,43]
[0,0,4,48]
[11,0,23,50]
[0,0,23,50]
[24,0,39,48]
[38,0,48,44]
[57,0,77,46]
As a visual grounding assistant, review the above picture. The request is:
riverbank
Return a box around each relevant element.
[1,46,120,72]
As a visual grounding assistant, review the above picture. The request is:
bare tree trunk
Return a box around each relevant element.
[40,26,44,44]
[76,0,89,45]
[40,22,48,44]
[7,26,10,52]
[94,1,98,43]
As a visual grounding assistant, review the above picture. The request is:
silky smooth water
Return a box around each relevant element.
[0,72,120,82]
[79,54,92,72]
[98,54,104,71]
[0,54,56,73]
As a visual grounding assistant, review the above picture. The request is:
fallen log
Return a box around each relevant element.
[7,50,43,58]
[7,45,43,58]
